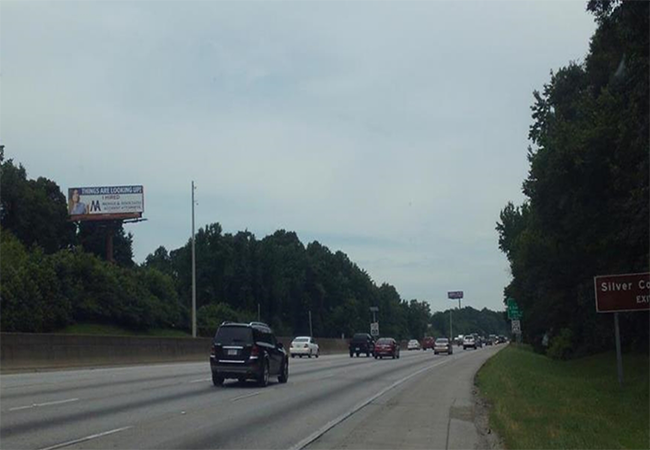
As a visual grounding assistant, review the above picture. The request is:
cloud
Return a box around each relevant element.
[1,0,595,312]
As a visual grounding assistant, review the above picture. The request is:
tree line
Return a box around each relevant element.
[0,149,507,338]
[496,0,649,358]
[429,307,509,339]
[144,226,435,339]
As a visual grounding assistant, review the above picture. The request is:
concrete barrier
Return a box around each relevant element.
[0,333,212,372]
[0,333,350,372]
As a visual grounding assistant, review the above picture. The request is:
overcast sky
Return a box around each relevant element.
[1,1,596,313]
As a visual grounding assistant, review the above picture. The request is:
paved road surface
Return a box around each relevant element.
[0,345,502,449]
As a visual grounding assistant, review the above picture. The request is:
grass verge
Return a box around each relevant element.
[57,323,191,338]
[476,344,649,449]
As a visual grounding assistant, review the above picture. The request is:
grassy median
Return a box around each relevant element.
[476,344,649,449]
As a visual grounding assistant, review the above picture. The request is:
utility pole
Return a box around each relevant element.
[191,181,197,338]
[258,303,261,322]
[449,308,453,340]
[309,310,313,337]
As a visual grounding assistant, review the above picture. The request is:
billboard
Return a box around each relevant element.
[68,185,144,221]
[447,291,463,299]
[594,272,650,313]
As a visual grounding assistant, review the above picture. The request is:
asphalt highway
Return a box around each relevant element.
[0,345,502,449]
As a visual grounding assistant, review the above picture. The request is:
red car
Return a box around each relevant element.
[421,336,435,351]
[373,337,400,359]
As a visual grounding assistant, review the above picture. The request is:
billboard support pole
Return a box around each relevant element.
[191,181,197,338]
[614,312,623,387]
[106,225,115,263]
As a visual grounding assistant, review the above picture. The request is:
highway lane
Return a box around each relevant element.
[0,346,501,449]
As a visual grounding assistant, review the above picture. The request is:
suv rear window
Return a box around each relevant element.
[215,326,253,345]
[353,333,368,340]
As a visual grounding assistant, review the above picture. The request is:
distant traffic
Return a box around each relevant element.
[209,322,508,387]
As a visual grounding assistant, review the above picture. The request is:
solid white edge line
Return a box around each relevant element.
[38,426,133,450]
[9,398,79,412]
[289,356,454,450]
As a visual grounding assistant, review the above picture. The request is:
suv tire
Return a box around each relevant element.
[259,360,270,387]
[278,359,288,383]
[212,373,224,386]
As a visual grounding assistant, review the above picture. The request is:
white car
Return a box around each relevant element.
[463,336,476,350]
[290,336,320,358]
[407,339,421,350]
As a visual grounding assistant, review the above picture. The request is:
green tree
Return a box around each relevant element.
[0,151,75,253]
[497,0,649,355]
[78,221,135,267]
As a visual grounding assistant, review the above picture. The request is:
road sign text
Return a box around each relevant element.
[594,273,650,313]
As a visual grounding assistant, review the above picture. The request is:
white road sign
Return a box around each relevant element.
[511,320,521,334]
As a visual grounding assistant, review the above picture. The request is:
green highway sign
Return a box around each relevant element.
[507,298,522,320]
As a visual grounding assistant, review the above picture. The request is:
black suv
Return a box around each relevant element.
[210,321,289,387]
[349,333,375,357]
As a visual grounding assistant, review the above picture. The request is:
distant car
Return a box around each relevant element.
[290,336,320,358]
[421,336,435,350]
[407,339,421,350]
[463,336,476,350]
[487,335,497,346]
[434,338,453,355]
[210,321,288,387]
[349,333,375,357]
[374,337,400,359]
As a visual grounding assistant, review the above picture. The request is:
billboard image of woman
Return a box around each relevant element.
[68,188,88,215]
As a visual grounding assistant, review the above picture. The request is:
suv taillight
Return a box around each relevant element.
[210,345,215,357]
[250,345,260,357]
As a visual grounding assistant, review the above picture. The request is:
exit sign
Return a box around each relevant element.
[594,273,650,313]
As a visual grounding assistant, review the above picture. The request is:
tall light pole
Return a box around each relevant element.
[191,181,197,338]
[309,310,313,337]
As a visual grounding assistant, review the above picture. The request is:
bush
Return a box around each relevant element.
[547,328,574,360]
[1,228,187,333]
[197,303,242,337]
